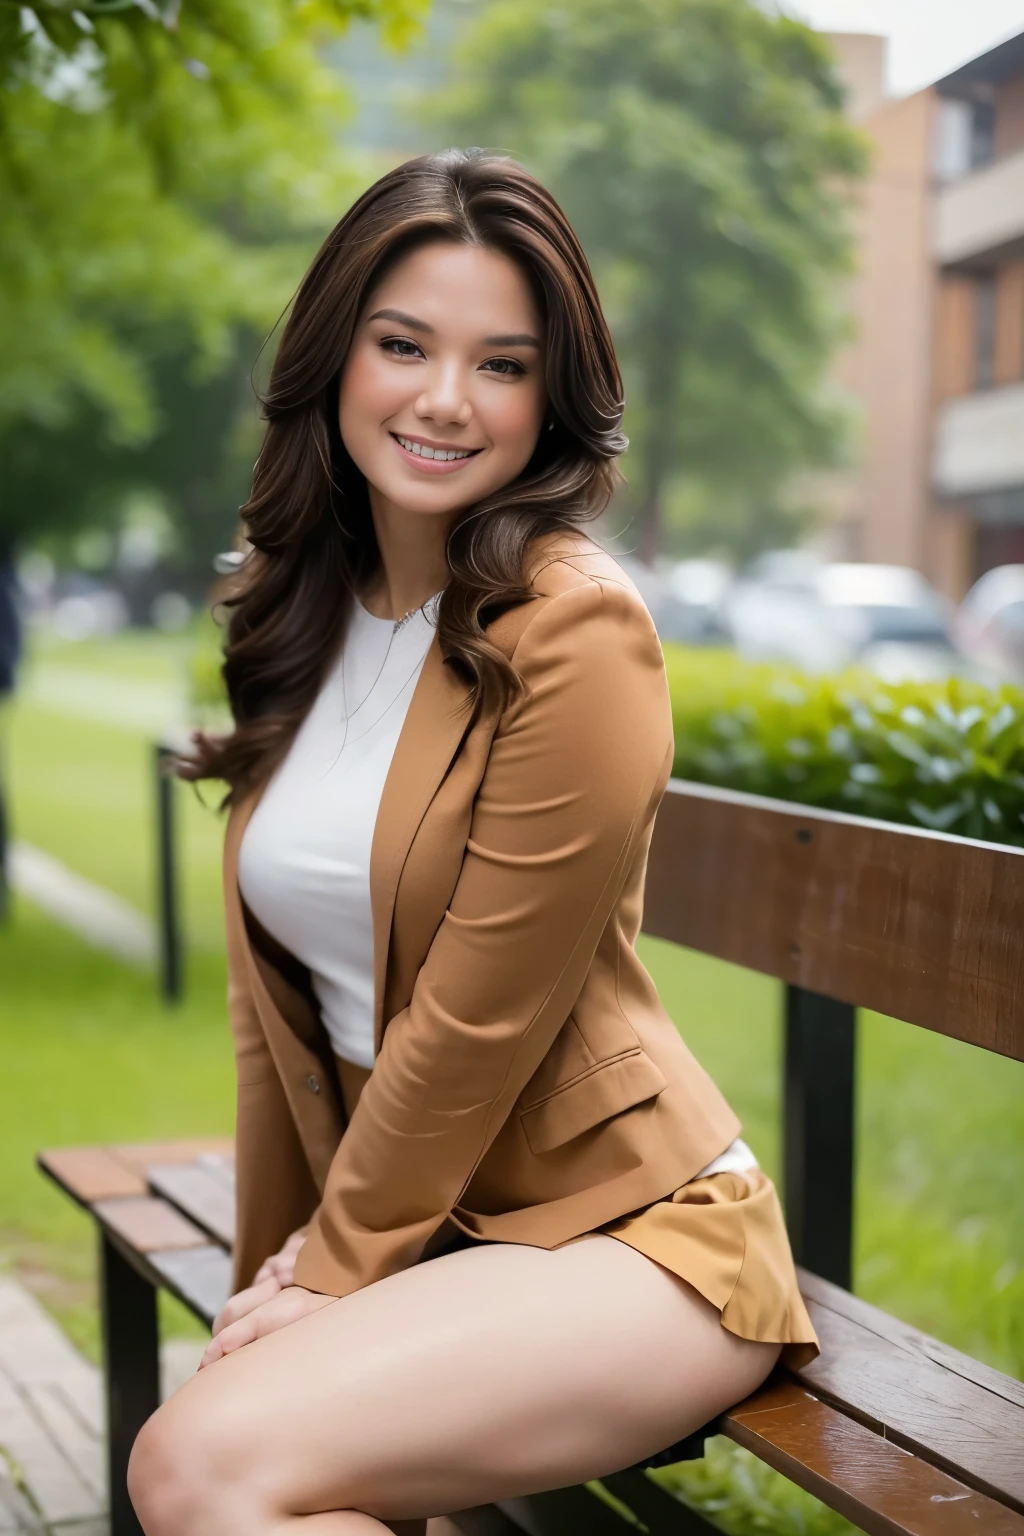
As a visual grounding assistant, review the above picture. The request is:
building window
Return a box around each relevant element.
[970,100,996,169]
[975,274,997,389]
[933,95,997,181]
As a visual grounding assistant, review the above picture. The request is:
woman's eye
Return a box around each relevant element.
[482,357,525,377]
[381,338,422,358]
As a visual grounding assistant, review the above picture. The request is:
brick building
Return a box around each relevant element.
[826,30,1024,598]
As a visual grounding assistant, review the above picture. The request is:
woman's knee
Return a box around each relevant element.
[127,1389,266,1536]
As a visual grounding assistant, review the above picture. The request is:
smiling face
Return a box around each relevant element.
[338,240,548,523]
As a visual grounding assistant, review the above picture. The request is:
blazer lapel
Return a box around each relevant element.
[370,630,473,1056]
[223,628,476,1063]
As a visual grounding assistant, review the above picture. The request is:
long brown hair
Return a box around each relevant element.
[186,147,627,800]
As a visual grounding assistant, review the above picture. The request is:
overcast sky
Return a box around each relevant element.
[773,0,1024,95]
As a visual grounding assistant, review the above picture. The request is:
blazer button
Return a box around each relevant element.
[307,1074,320,1095]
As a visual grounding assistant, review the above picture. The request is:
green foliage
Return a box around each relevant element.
[666,645,1024,846]
[427,0,867,559]
[0,0,427,552]
[652,1437,854,1535]
[185,629,1024,847]
[189,612,232,723]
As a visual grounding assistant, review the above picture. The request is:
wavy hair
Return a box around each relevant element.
[184,147,628,799]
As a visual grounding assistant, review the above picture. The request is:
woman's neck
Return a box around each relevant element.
[359,489,455,622]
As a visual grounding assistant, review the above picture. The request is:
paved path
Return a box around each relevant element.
[22,669,189,738]
[0,1278,202,1536]
[7,847,155,969]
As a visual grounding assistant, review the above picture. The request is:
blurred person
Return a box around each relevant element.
[127,149,817,1536]
[0,545,21,921]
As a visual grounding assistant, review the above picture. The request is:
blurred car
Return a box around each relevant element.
[954,565,1024,684]
[660,559,734,644]
[723,555,961,681]
[600,548,734,645]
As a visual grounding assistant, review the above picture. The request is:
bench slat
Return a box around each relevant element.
[110,1137,235,1178]
[147,1163,235,1249]
[723,1379,1024,1536]
[93,1197,209,1255]
[37,1147,146,1204]
[798,1269,1024,1410]
[147,1247,233,1330]
[645,782,1024,1061]
[794,1272,1024,1511]
[194,1151,236,1190]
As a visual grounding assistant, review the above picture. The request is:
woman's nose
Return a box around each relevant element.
[414,362,473,427]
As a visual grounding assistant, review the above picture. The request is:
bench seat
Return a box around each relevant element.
[38,1138,1024,1536]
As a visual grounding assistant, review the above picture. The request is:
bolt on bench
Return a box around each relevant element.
[39,782,1024,1536]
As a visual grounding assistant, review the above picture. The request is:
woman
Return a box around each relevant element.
[127,148,817,1536]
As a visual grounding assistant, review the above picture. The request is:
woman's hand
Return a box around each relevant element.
[252,1225,308,1288]
[200,1285,336,1369]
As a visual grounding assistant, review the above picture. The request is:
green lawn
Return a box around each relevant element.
[1,629,1022,1535]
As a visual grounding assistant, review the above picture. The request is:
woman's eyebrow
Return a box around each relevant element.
[366,307,433,332]
[366,307,540,348]
[485,332,541,348]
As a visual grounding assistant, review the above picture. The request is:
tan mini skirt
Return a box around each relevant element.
[598,1167,820,1370]
[332,1052,818,1369]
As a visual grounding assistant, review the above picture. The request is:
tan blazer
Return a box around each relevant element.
[223,534,741,1298]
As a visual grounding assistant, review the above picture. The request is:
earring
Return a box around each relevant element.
[546,418,555,431]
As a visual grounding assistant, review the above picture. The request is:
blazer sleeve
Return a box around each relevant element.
[291,578,674,1298]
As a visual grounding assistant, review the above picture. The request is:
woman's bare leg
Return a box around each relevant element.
[127,1232,779,1536]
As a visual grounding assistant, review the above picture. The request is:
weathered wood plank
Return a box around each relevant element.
[792,1271,1024,1511]
[798,1269,1024,1410]
[146,1163,235,1249]
[36,1148,145,1205]
[147,1246,233,1329]
[109,1137,234,1179]
[93,1197,208,1255]
[644,781,1024,1061]
[723,1379,1024,1536]
[195,1150,235,1190]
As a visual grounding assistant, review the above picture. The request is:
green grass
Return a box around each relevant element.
[2,628,1022,1536]
[0,902,235,1358]
[7,686,226,949]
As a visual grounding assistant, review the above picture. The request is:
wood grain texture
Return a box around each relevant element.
[794,1271,1024,1511]
[146,1164,235,1249]
[644,781,1024,1060]
[147,1246,233,1329]
[798,1269,1024,1410]
[36,1147,146,1204]
[723,1380,1024,1536]
[92,1197,208,1255]
[109,1137,235,1178]
[194,1150,236,1190]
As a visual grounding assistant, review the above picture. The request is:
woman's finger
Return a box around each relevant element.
[200,1310,260,1367]
[210,1276,280,1337]
[199,1287,336,1369]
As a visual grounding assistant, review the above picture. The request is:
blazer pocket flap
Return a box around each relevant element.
[520,1050,668,1155]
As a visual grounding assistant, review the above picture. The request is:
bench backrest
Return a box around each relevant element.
[645,779,1024,1061]
[641,780,1024,1288]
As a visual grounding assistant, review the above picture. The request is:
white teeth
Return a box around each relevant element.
[396,435,473,462]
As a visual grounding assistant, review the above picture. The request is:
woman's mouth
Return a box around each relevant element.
[389,432,484,474]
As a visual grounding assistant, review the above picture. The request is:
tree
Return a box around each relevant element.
[427,0,866,561]
[0,0,426,562]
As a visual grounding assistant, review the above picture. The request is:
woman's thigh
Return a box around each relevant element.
[137,1233,779,1526]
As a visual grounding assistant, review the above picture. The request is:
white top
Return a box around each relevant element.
[237,585,758,1177]
[238,591,441,1068]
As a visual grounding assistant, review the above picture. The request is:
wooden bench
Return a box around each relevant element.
[39,782,1024,1536]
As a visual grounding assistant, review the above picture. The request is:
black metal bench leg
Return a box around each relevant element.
[100,1232,160,1536]
[783,985,857,1289]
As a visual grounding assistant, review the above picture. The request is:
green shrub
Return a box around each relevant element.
[665,645,1024,847]
[184,630,1024,846]
[188,623,231,728]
